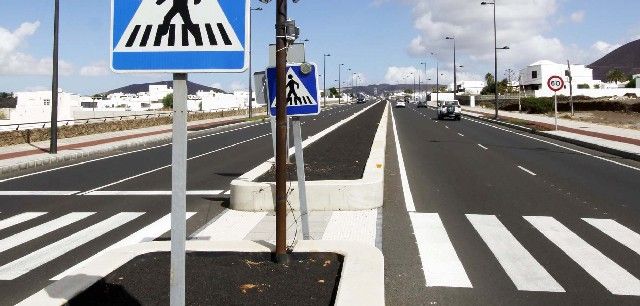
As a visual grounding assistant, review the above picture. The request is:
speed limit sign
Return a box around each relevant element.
[547,76,565,92]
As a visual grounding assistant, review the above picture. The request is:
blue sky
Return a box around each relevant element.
[0,0,639,95]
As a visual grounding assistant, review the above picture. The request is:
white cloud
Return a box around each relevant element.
[570,11,585,23]
[210,82,222,89]
[385,66,426,84]
[591,41,621,54]
[229,81,247,91]
[0,21,73,75]
[80,61,110,76]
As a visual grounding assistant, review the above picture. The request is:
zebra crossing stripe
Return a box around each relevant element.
[466,214,564,292]
[0,212,144,280]
[0,212,95,254]
[191,209,266,241]
[51,212,196,281]
[0,212,47,231]
[525,216,640,295]
[410,213,472,288]
[583,218,640,256]
[322,210,378,246]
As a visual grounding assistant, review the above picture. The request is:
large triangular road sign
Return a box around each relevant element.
[111,0,249,73]
[267,63,321,117]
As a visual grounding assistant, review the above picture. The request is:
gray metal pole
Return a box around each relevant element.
[338,64,341,104]
[248,9,253,118]
[493,2,499,119]
[292,117,309,240]
[453,39,457,96]
[170,73,188,306]
[436,61,439,104]
[323,55,327,107]
[50,0,59,154]
[567,60,574,116]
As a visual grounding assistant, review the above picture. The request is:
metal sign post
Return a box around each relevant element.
[170,73,188,306]
[292,117,310,239]
[547,75,565,131]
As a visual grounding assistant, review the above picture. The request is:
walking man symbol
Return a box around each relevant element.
[156,0,203,46]
[287,74,303,105]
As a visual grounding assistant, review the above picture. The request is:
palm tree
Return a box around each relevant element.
[606,69,627,84]
[485,73,495,86]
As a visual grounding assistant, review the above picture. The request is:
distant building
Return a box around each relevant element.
[448,81,486,95]
[0,90,77,131]
[635,74,640,89]
[520,60,600,94]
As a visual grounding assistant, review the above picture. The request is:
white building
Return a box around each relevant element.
[519,60,640,98]
[448,81,486,95]
[634,74,640,89]
[0,89,77,131]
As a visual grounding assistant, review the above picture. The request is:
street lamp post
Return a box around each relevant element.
[247,7,263,119]
[50,0,60,154]
[323,54,330,107]
[481,1,509,119]
[420,62,427,102]
[338,63,344,104]
[446,37,457,96]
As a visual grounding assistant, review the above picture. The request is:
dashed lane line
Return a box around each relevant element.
[518,166,537,176]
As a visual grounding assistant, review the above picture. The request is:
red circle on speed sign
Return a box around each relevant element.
[547,76,565,92]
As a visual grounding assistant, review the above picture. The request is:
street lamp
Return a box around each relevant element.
[481,0,508,119]
[420,62,427,102]
[338,63,344,104]
[323,54,330,107]
[50,0,60,154]
[431,52,440,104]
[446,36,457,96]
[247,7,263,119]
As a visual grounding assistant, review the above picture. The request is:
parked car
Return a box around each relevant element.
[396,101,407,108]
[437,100,462,120]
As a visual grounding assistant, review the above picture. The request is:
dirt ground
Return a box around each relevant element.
[554,111,640,130]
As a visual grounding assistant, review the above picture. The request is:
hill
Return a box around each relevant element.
[101,81,225,96]
[588,39,640,81]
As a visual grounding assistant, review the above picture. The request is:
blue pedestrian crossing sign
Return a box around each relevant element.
[267,63,321,117]
[111,0,249,73]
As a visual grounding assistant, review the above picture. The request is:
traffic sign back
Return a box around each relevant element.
[111,0,249,73]
[267,63,321,117]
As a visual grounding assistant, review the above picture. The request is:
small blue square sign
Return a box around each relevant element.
[111,0,249,73]
[267,63,321,117]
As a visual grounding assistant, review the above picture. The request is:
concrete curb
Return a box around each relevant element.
[462,110,640,162]
[0,118,268,177]
[17,240,385,306]
[230,101,388,211]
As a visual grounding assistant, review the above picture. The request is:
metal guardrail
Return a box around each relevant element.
[0,106,260,132]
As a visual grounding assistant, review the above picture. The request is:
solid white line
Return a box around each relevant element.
[458,133,465,137]
[0,212,94,253]
[0,191,78,196]
[464,117,640,172]
[583,218,640,256]
[51,212,196,280]
[525,216,640,295]
[0,122,268,184]
[0,212,144,280]
[391,108,416,212]
[79,134,269,195]
[191,209,266,241]
[84,190,225,196]
[410,213,472,288]
[478,144,488,150]
[0,212,47,231]
[322,210,378,246]
[445,125,450,129]
[466,214,564,292]
[518,166,537,176]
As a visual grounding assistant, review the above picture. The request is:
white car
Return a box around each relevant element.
[437,100,462,120]
[396,101,406,108]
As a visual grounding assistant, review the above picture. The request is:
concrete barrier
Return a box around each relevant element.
[230,101,389,211]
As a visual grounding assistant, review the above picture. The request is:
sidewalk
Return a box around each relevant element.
[0,114,255,176]
[462,105,640,160]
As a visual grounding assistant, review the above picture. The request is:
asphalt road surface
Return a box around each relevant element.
[0,102,371,305]
[384,102,640,305]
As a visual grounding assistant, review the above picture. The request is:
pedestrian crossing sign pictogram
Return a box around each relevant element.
[111,0,249,73]
[267,63,321,117]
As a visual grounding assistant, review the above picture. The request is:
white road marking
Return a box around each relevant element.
[79,134,269,195]
[391,109,416,212]
[445,125,450,129]
[191,209,266,241]
[52,212,196,281]
[0,212,144,280]
[464,117,640,172]
[478,144,489,150]
[0,122,269,184]
[518,166,537,176]
[458,133,465,137]
[0,212,47,231]
[322,210,378,246]
[0,191,78,196]
[83,190,225,196]
[0,212,94,253]
[410,213,472,288]
[583,218,640,256]
[525,216,640,295]
[223,190,231,195]
[466,214,564,292]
